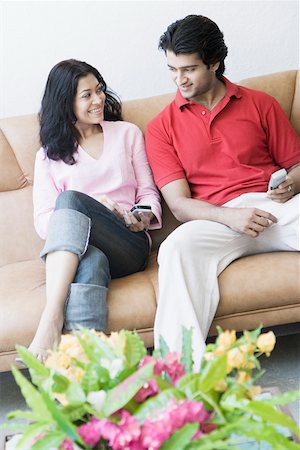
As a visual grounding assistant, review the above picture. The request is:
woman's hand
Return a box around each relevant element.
[94,194,124,220]
[123,210,154,232]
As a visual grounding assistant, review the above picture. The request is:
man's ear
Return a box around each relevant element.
[210,61,220,73]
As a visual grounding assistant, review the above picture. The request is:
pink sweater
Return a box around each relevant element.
[33,121,162,239]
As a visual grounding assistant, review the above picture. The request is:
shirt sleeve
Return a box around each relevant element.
[131,126,162,229]
[32,149,60,239]
[145,115,186,189]
[265,98,300,167]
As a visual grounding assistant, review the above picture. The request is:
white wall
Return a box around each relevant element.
[0,0,299,118]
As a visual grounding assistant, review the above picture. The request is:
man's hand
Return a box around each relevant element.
[267,176,295,203]
[223,207,278,237]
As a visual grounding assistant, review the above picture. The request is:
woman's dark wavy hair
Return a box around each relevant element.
[159,15,228,79]
[39,59,123,164]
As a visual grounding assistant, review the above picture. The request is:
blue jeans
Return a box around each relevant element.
[40,190,150,331]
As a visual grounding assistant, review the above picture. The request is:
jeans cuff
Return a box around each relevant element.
[40,209,91,262]
[63,283,108,332]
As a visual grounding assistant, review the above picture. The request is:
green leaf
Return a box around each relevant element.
[186,437,236,450]
[220,388,250,412]
[6,409,40,421]
[15,422,50,450]
[194,390,225,421]
[158,334,170,357]
[65,382,86,406]
[81,363,109,393]
[122,330,147,367]
[187,420,243,446]
[135,388,185,423]
[229,419,300,450]
[160,423,199,450]
[77,329,115,362]
[180,327,193,374]
[245,400,300,438]
[30,431,66,450]
[62,404,88,423]
[259,389,300,407]
[51,372,70,393]
[186,439,236,449]
[39,388,80,442]
[154,374,173,391]
[176,373,205,401]
[198,354,227,392]
[0,422,29,433]
[15,345,50,383]
[103,361,154,416]
[11,367,53,421]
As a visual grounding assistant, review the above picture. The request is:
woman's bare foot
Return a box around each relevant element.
[28,307,64,362]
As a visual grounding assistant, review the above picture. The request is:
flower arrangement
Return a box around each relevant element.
[5,326,300,450]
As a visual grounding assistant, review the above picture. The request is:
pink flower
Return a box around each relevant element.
[163,352,186,384]
[134,379,159,403]
[77,417,103,447]
[60,438,74,450]
[141,418,172,449]
[140,399,212,449]
[102,410,142,450]
[138,355,164,375]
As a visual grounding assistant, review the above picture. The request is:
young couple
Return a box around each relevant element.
[26,15,300,369]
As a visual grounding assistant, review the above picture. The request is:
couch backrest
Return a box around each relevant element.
[0,70,299,264]
[122,70,300,135]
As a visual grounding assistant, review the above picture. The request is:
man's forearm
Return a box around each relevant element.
[171,196,242,228]
[287,163,300,195]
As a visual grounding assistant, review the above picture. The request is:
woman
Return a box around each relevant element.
[27,59,162,362]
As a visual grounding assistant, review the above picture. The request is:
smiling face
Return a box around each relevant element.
[167,51,220,103]
[73,73,106,126]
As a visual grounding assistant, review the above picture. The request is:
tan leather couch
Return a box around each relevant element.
[0,70,299,372]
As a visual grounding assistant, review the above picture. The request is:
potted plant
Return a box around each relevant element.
[3,326,300,449]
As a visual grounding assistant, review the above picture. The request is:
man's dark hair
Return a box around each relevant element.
[159,15,228,79]
[39,59,122,165]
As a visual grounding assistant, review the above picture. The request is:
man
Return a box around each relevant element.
[145,14,300,369]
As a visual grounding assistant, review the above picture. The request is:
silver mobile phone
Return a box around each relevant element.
[130,205,152,220]
[268,168,287,191]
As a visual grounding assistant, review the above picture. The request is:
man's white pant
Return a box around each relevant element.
[154,193,300,370]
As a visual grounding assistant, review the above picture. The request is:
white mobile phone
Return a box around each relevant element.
[268,168,287,191]
[130,204,152,220]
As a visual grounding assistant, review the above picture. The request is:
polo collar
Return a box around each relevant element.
[174,76,242,109]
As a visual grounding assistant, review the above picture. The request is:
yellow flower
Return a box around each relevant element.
[240,342,256,355]
[256,331,276,356]
[45,350,72,369]
[59,333,79,351]
[237,370,251,384]
[214,379,228,392]
[242,359,256,370]
[107,331,126,354]
[227,348,246,370]
[203,351,215,361]
[247,385,262,399]
[66,366,85,383]
[215,330,236,355]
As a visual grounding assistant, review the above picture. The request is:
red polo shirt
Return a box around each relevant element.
[146,77,300,206]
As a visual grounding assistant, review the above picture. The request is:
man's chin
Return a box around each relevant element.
[179,89,192,99]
